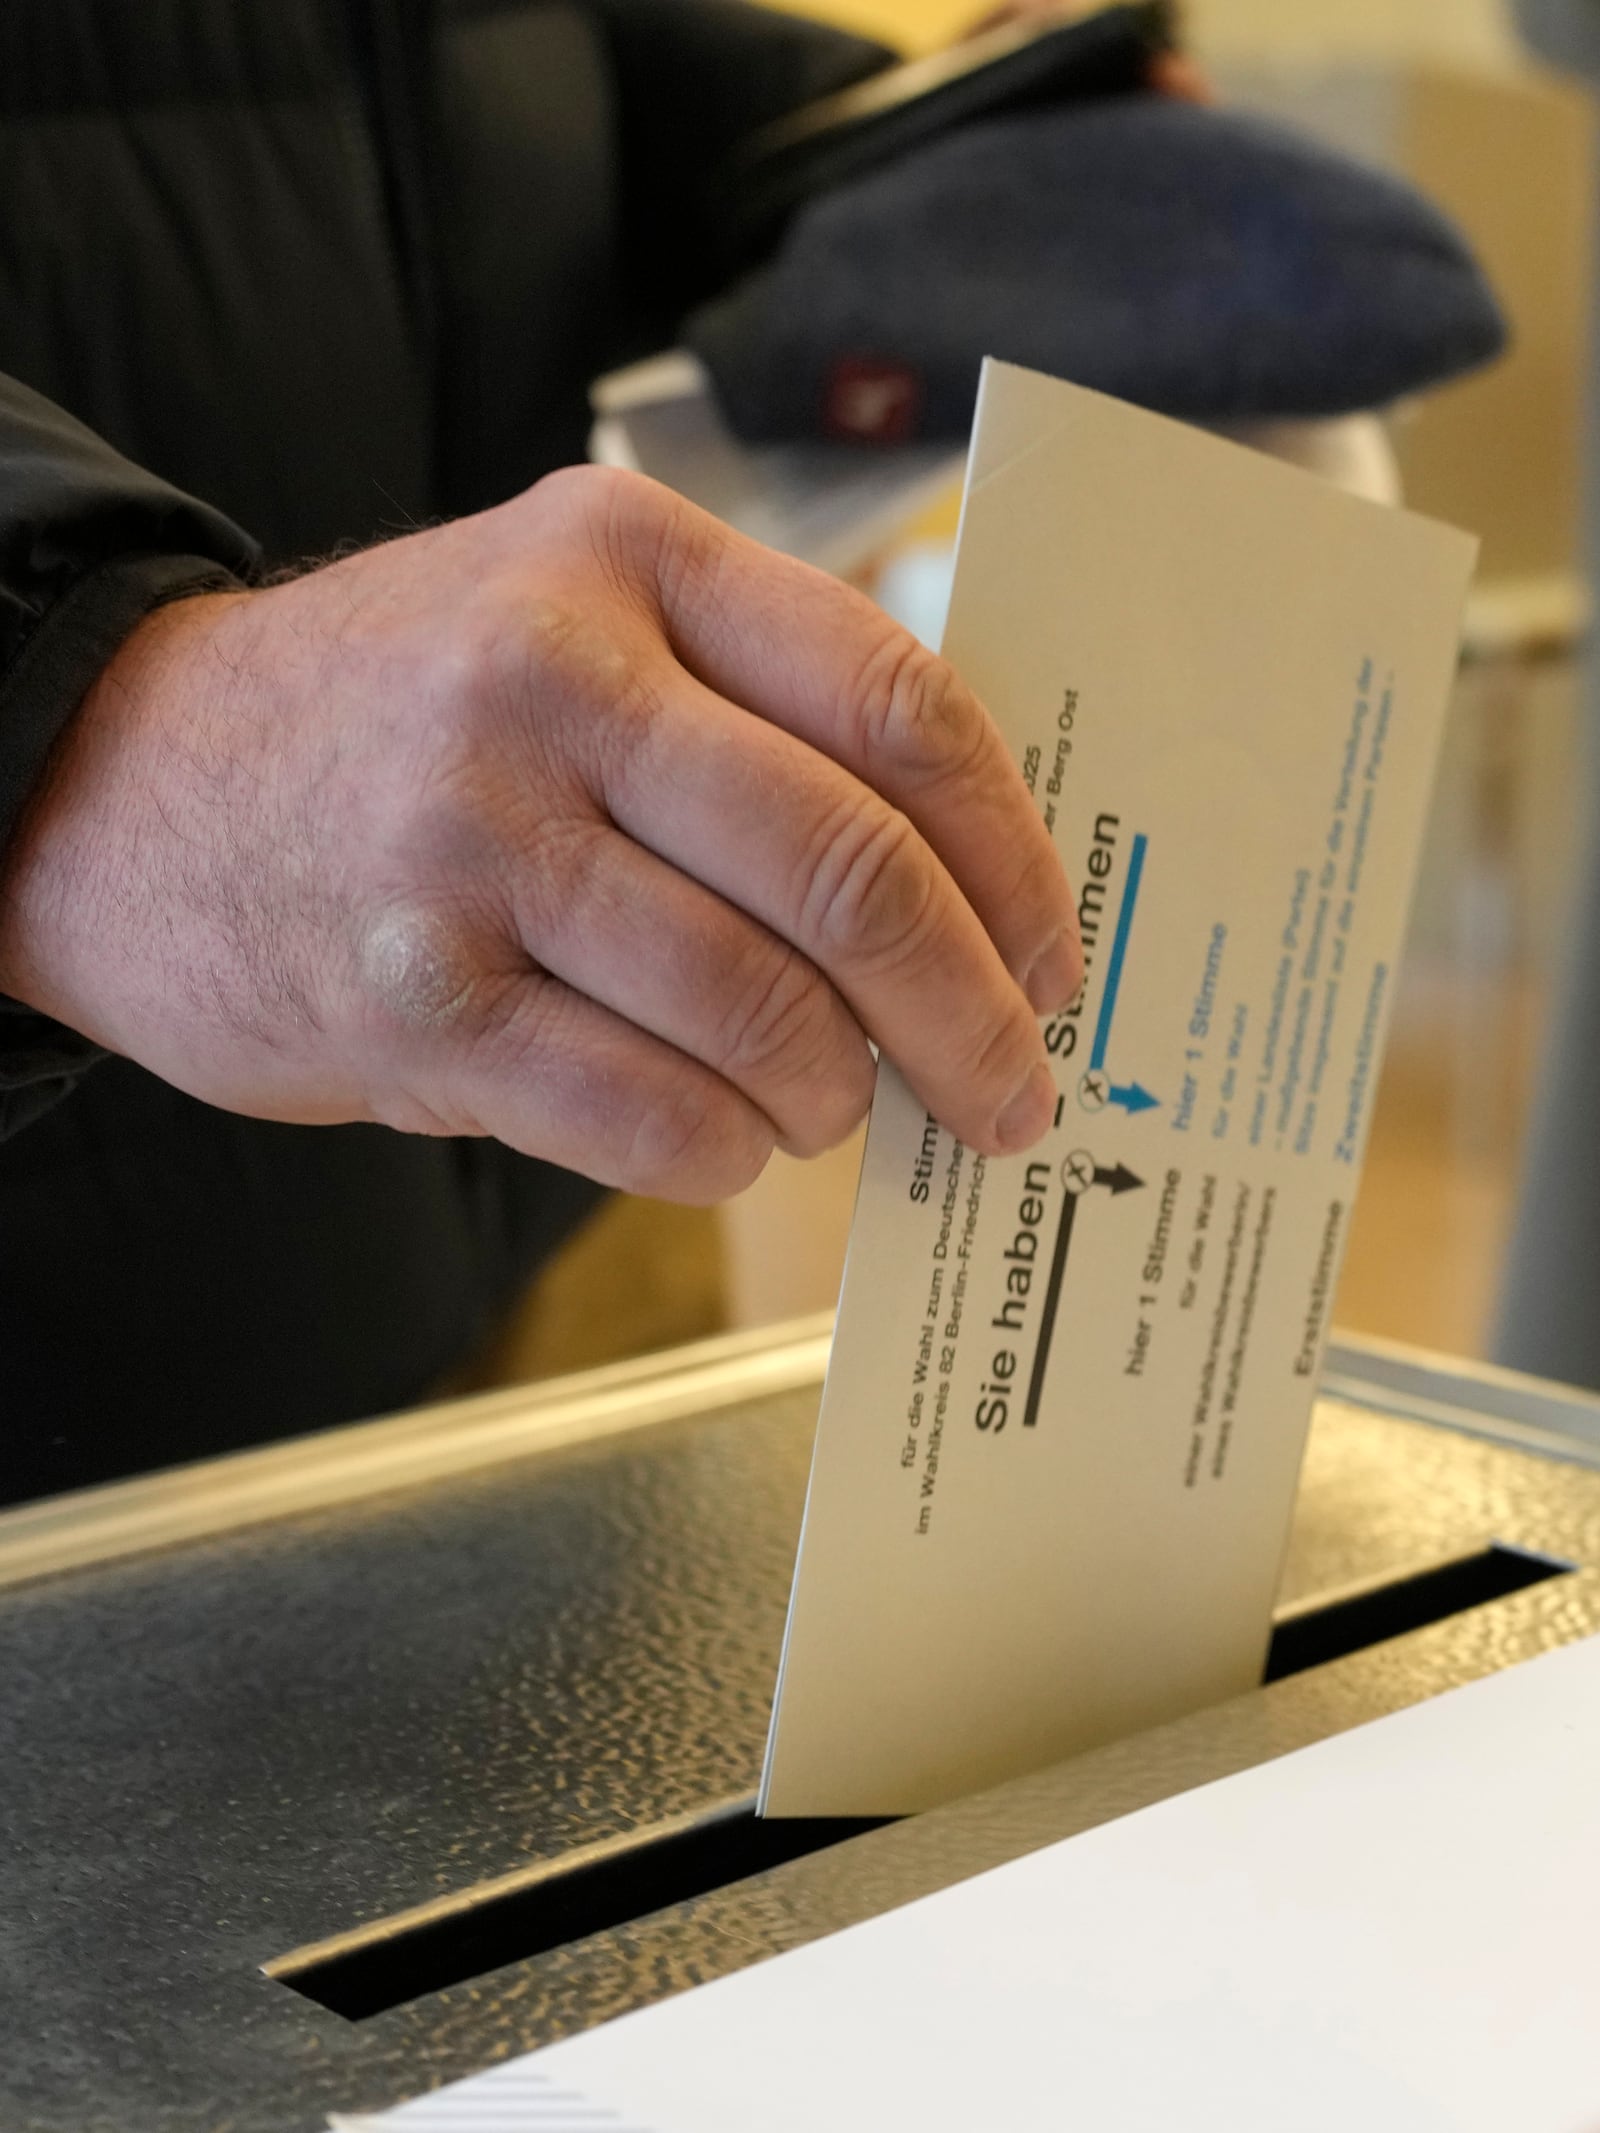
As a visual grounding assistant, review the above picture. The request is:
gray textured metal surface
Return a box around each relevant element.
[6,1365,1600,2133]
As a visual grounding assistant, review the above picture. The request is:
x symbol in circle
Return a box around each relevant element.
[1063,1148,1096,1195]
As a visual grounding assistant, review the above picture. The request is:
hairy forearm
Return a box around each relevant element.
[0,469,1080,1195]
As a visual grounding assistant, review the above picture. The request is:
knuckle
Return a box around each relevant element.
[406,595,551,755]
[708,943,872,1157]
[714,942,838,1089]
[532,462,686,605]
[452,587,665,794]
[805,802,937,972]
[854,629,978,777]
[620,1078,771,1203]
[781,1053,874,1158]
[528,460,641,538]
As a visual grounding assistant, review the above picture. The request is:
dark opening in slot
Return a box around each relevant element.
[273,1542,1568,2020]
[1264,1542,1567,1684]
[269,1797,887,2021]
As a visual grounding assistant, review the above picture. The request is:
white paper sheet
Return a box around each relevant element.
[588,350,965,576]
[761,361,1476,1815]
[335,1628,1600,2133]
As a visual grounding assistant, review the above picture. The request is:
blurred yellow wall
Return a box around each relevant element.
[1187,0,1516,67]
[775,0,1520,64]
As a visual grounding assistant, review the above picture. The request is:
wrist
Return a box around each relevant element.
[0,590,249,1043]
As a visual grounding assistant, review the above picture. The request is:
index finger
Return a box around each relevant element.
[639,494,1085,1019]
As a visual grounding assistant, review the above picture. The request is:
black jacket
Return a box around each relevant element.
[0,0,890,1498]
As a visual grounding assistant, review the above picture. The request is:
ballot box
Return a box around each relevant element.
[4,1318,1600,2132]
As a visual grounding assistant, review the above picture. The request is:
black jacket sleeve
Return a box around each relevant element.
[0,371,260,1138]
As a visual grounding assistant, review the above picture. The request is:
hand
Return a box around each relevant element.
[0,468,1081,1200]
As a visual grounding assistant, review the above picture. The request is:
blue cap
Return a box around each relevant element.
[686,97,1507,443]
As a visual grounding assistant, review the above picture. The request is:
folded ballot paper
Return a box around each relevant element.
[759,360,1475,1816]
[331,363,1495,2133]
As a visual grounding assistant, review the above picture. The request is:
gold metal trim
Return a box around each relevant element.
[0,1313,835,1594]
[15,1314,1590,1600]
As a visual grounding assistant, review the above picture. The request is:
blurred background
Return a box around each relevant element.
[484,0,1598,1387]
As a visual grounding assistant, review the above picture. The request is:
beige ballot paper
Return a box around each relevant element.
[761,361,1476,1817]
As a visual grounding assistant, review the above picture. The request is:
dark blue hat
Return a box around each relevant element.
[685,97,1507,443]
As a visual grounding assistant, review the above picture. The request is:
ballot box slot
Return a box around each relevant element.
[270,1545,1566,2020]
[1264,1542,1568,1684]
[268,1794,888,2020]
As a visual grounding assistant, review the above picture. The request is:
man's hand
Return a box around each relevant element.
[0,468,1081,1200]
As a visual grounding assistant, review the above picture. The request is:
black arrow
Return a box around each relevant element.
[1022,1162,1143,1430]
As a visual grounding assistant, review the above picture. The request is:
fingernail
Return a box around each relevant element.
[995,1062,1056,1152]
[1024,927,1084,1015]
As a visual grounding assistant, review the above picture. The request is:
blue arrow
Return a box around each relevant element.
[1109,1081,1160,1115]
